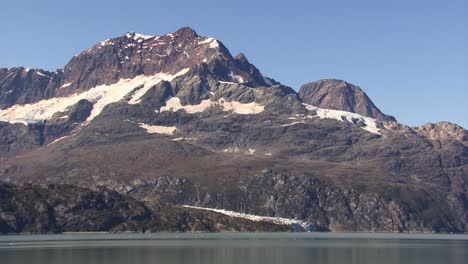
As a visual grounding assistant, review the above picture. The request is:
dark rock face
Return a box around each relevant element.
[299,79,396,121]
[0,99,94,158]
[0,122,44,159]
[148,63,301,113]
[0,183,290,234]
[128,173,462,233]
[42,99,94,144]
[0,68,62,109]
[57,27,268,96]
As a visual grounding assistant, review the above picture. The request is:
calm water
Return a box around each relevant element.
[0,233,467,264]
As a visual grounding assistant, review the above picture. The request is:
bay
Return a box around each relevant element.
[0,233,467,264]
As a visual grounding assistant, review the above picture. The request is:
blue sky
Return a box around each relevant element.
[2,0,467,128]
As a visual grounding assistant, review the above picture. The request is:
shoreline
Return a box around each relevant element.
[1,232,468,243]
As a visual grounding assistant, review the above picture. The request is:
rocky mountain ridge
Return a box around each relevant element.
[0,27,466,233]
[0,27,269,109]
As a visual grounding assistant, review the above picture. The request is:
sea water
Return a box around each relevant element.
[0,232,466,264]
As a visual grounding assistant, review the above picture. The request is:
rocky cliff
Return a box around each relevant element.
[0,183,291,234]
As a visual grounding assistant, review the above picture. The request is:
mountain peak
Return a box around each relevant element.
[123,32,155,41]
[234,53,249,64]
[117,27,198,43]
[299,79,396,121]
[174,26,199,38]
[415,121,467,142]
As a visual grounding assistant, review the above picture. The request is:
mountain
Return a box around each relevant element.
[0,27,466,233]
[0,27,268,110]
[299,79,396,121]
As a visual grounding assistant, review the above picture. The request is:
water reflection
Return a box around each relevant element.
[0,235,467,264]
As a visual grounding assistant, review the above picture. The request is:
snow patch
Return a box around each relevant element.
[47,135,73,146]
[160,97,264,115]
[223,147,241,153]
[302,103,381,134]
[281,121,306,127]
[126,32,154,41]
[0,72,189,125]
[219,99,264,114]
[229,72,245,83]
[139,123,177,135]
[128,68,190,105]
[172,137,197,141]
[218,81,237,85]
[60,82,72,89]
[197,37,220,49]
[160,97,214,113]
[209,40,219,49]
[99,39,112,47]
[222,147,256,155]
[182,205,312,231]
[36,71,48,77]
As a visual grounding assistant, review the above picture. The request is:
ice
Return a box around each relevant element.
[182,205,311,230]
[172,137,197,141]
[219,99,264,114]
[99,39,112,47]
[247,148,256,154]
[198,37,219,49]
[0,71,190,125]
[160,97,264,115]
[218,81,237,85]
[128,68,190,105]
[60,82,72,89]
[281,121,306,127]
[47,135,73,146]
[36,71,48,77]
[302,103,381,134]
[229,72,245,83]
[125,32,154,41]
[198,37,215,45]
[222,147,241,153]
[139,123,177,135]
[160,97,214,113]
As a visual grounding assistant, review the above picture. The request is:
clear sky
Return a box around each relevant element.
[2,0,467,128]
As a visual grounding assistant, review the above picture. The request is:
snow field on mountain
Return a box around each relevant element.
[160,97,264,115]
[0,69,189,125]
[302,103,381,134]
[182,205,311,230]
[138,123,178,135]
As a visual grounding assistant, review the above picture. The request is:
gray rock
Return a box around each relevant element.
[299,79,396,121]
